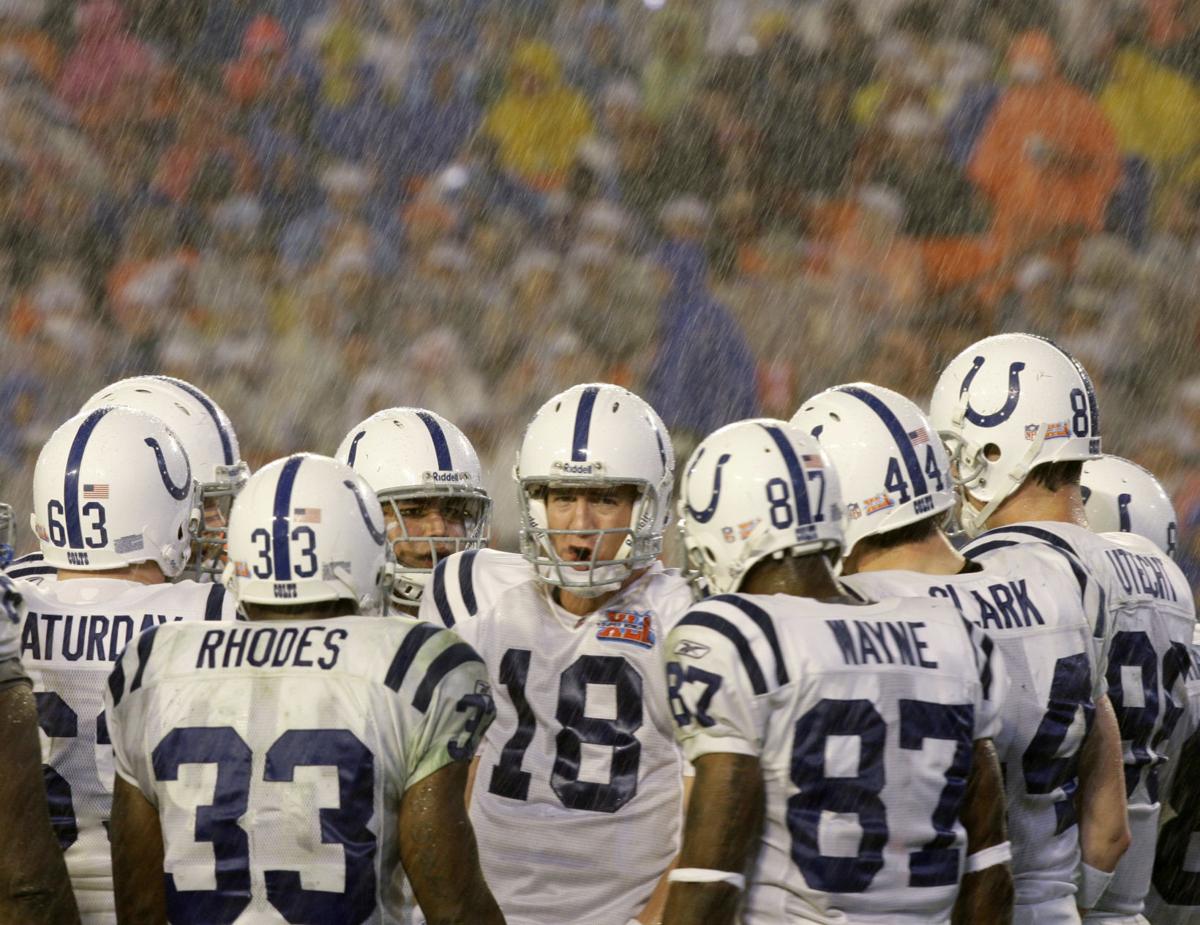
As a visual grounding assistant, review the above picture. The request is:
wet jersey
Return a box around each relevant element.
[966,523,1197,921]
[845,541,1106,920]
[0,573,27,688]
[17,576,235,923]
[1146,626,1200,925]
[666,592,1006,925]
[105,615,493,925]
[5,549,55,581]
[419,549,693,925]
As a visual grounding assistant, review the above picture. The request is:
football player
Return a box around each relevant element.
[663,419,1012,925]
[0,572,80,924]
[932,333,1196,922]
[1081,456,1200,923]
[6,375,249,583]
[17,406,238,923]
[419,383,693,925]
[105,454,503,924]
[796,383,1129,924]
[336,407,491,616]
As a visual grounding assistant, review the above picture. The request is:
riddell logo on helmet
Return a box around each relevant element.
[552,461,604,475]
[423,471,470,483]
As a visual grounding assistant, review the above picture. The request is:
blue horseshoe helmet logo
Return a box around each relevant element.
[960,356,1026,428]
[144,438,192,500]
[344,480,387,544]
[684,449,733,524]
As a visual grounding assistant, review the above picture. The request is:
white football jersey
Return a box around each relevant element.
[5,549,56,581]
[17,576,235,923]
[418,548,693,925]
[966,522,1197,920]
[1145,626,1200,925]
[105,615,493,925]
[845,542,1106,921]
[666,592,1006,924]
[0,573,25,684]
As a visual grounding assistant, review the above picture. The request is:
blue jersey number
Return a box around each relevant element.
[787,697,974,893]
[152,726,376,925]
[488,650,643,813]
[1022,652,1092,834]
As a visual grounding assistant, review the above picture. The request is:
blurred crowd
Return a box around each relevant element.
[4,0,1200,570]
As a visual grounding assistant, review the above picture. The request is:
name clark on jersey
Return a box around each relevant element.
[928,578,1046,631]
[827,618,939,668]
[21,611,189,662]
[195,624,346,671]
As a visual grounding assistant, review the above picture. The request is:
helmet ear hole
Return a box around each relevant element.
[984,443,1002,461]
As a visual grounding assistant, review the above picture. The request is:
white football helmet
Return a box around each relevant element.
[80,375,249,577]
[930,333,1101,537]
[1082,455,1178,558]
[517,383,674,597]
[0,503,14,567]
[679,418,843,595]
[31,407,197,576]
[335,408,491,608]
[792,382,954,557]
[223,454,391,613]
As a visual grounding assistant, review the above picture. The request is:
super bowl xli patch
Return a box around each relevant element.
[597,608,656,649]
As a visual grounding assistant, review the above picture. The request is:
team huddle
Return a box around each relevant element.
[0,331,1195,925]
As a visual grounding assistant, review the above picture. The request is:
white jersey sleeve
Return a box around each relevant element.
[418,549,530,648]
[104,615,493,925]
[665,592,1005,925]
[0,574,27,688]
[4,550,56,581]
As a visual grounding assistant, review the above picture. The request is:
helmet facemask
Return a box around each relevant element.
[186,462,250,579]
[519,478,663,598]
[380,486,492,608]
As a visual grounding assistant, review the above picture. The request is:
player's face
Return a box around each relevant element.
[384,498,469,570]
[545,485,638,568]
[199,498,229,564]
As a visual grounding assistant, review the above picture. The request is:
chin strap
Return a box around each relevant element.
[960,425,1049,538]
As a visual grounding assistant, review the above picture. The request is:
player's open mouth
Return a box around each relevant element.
[566,544,594,567]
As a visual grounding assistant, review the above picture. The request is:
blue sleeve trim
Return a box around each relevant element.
[711,594,789,687]
[677,610,768,695]
[459,550,479,618]
[384,623,443,692]
[129,625,160,693]
[431,558,456,628]
[204,584,227,621]
[413,643,484,713]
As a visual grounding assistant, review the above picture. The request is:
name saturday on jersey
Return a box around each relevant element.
[927,579,1046,631]
[196,625,346,671]
[21,612,188,662]
[827,619,939,669]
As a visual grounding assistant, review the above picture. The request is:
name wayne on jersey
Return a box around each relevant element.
[16,575,235,921]
[104,615,492,925]
[666,592,1006,925]
[418,548,694,925]
[843,541,1106,915]
[965,522,1197,920]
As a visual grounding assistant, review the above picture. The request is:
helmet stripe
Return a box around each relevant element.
[155,376,235,466]
[415,411,452,470]
[64,407,113,549]
[571,386,600,462]
[271,456,303,580]
[345,430,367,467]
[839,386,929,498]
[761,424,812,527]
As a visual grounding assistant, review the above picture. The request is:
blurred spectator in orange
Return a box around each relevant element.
[0,0,60,85]
[482,41,594,192]
[152,87,256,204]
[969,30,1121,266]
[223,15,289,109]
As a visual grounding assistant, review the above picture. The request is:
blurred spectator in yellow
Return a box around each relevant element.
[482,41,593,192]
[641,9,703,125]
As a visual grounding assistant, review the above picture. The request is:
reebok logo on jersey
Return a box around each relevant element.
[597,609,656,649]
[673,639,710,659]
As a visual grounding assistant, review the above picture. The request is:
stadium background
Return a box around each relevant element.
[3,0,1200,576]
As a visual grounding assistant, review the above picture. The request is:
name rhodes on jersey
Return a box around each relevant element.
[21,611,193,662]
[195,624,347,671]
